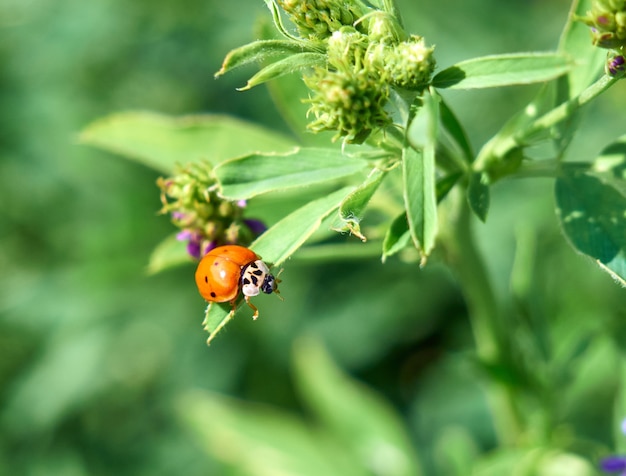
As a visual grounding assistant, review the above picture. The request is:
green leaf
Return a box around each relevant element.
[439,98,473,163]
[334,168,386,242]
[404,89,439,259]
[215,147,368,199]
[555,170,626,283]
[432,52,571,90]
[215,39,314,78]
[263,0,301,42]
[146,233,191,275]
[250,186,353,266]
[80,112,297,173]
[239,52,327,90]
[203,187,353,344]
[382,212,411,262]
[293,338,424,476]
[177,390,367,476]
[467,172,490,222]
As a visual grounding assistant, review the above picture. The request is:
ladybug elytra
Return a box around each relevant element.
[195,245,281,319]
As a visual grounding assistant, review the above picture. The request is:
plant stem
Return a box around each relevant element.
[441,192,523,445]
[474,74,618,172]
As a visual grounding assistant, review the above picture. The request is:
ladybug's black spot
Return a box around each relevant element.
[242,277,251,285]
[252,269,263,276]
[250,262,259,269]
[210,292,216,298]
[204,276,208,283]
[250,275,259,285]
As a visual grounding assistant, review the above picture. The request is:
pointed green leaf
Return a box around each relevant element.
[556,170,626,283]
[203,187,353,343]
[382,212,411,261]
[250,186,354,266]
[404,89,439,259]
[80,112,296,173]
[146,233,192,275]
[239,52,327,90]
[293,338,424,476]
[215,39,316,78]
[432,52,571,90]
[215,147,368,199]
[335,168,386,241]
[439,98,473,163]
[467,172,490,222]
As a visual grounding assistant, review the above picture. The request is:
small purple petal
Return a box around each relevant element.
[601,456,626,473]
[237,200,247,208]
[244,218,267,236]
[171,211,186,220]
[176,230,193,241]
[187,240,202,260]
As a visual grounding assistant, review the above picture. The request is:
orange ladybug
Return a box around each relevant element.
[195,245,281,319]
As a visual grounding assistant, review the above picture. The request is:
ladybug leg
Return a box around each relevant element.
[244,296,260,320]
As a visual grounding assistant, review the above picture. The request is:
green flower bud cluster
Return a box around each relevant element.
[581,0,626,49]
[300,12,436,143]
[277,0,368,38]
[157,162,265,259]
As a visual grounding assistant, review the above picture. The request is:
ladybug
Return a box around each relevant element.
[195,245,281,319]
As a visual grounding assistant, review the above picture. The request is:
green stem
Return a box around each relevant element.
[474,74,618,172]
[441,192,523,444]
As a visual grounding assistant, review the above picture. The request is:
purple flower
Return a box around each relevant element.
[186,239,202,260]
[600,419,626,474]
[176,230,203,259]
[244,218,267,236]
[601,456,626,474]
[607,55,626,76]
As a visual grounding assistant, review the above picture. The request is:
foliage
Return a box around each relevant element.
[3,0,626,475]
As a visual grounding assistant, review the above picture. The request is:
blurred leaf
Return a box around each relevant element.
[293,338,424,476]
[432,52,571,90]
[433,427,479,476]
[215,39,316,77]
[382,212,410,261]
[203,187,353,343]
[334,168,386,241]
[473,448,595,476]
[146,232,192,274]
[555,170,626,282]
[2,328,110,434]
[177,390,368,476]
[214,148,368,199]
[80,112,297,173]
[404,90,439,259]
[239,53,327,90]
[467,172,490,222]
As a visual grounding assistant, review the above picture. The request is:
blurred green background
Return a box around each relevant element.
[2,0,626,474]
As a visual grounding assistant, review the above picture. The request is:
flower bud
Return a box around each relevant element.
[385,36,436,90]
[157,162,267,259]
[277,0,368,38]
[581,0,626,48]
[304,66,391,143]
